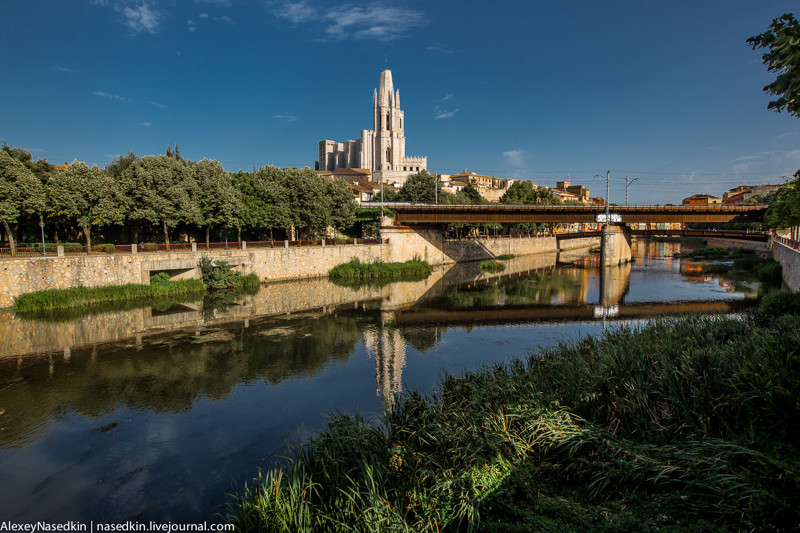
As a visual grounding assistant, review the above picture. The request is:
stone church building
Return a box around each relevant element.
[315,69,427,186]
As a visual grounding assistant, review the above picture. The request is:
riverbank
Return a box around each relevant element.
[227,295,800,531]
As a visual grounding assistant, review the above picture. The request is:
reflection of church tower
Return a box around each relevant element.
[363,322,406,411]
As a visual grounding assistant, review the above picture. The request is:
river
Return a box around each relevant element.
[0,240,771,523]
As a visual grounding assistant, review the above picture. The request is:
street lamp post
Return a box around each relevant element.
[39,216,46,256]
[625,176,640,206]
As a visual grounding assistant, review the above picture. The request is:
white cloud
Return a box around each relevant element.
[148,100,168,109]
[433,104,458,119]
[195,0,232,6]
[198,13,209,18]
[274,1,427,41]
[274,1,314,23]
[122,3,161,34]
[187,19,197,31]
[217,15,234,24]
[273,114,298,122]
[425,44,454,54]
[503,150,525,167]
[89,0,109,5]
[93,90,130,101]
[777,131,798,139]
[54,66,75,74]
[136,121,152,127]
[441,93,454,101]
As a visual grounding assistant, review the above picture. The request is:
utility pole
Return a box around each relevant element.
[605,170,610,221]
[625,176,640,206]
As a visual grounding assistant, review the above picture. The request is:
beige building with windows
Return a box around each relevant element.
[316,70,427,186]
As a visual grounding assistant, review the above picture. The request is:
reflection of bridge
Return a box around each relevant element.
[557,229,771,243]
[393,299,755,327]
[390,204,767,225]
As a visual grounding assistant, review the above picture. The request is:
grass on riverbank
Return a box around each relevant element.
[227,297,800,532]
[479,259,506,273]
[495,254,515,261]
[328,258,433,283]
[13,279,206,312]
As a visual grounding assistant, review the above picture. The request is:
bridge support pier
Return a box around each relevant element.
[600,224,632,266]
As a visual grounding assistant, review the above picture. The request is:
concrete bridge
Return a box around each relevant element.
[383,203,768,266]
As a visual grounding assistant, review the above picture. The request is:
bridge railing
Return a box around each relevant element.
[774,235,800,251]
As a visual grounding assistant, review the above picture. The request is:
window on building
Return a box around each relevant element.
[386,113,390,129]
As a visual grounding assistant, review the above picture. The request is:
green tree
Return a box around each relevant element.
[327,178,358,235]
[105,152,139,179]
[748,14,800,117]
[123,155,201,250]
[49,162,126,252]
[454,182,486,204]
[765,172,800,229]
[193,159,242,247]
[0,151,46,255]
[399,170,441,203]
[500,181,561,205]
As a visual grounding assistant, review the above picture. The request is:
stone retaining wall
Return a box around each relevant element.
[0,244,391,309]
[705,237,771,252]
[773,241,800,292]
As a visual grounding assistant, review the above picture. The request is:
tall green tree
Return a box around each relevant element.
[327,177,358,236]
[122,155,201,249]
[748,13,800,117]
[500,181,561,205]
[399,170,441,203]
[105,152,139,179]
[0,151,46,255]
[49,162,126,252]
[455,182,487,204]
[766,171,800,229]
[193,159,242,246]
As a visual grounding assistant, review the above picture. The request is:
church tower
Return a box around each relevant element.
[373,70,404,172]
[316,69,426,186]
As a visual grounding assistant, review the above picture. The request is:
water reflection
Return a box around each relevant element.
[0,239,774,522]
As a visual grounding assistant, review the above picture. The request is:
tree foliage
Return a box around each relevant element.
[0,151,46,254]
[193,158,243,245]
[50,162,126,251]
[399,170,441,203]
[500,180,561,205]
[748,13,800,117]
[765,172,800,228]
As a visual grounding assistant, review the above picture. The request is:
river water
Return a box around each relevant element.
[0,241,770,523]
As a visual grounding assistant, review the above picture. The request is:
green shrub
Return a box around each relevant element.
[756,260,782,282]
[328,257,433,282]
[150,272,172,285]
[94,244,117,254]
[199,257,260,290]
[758,291,800,316]
[495,254,515,261]
[143,243,159,251]
[479,260,506,273]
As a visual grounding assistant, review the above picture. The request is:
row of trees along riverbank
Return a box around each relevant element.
[227,292,800,531]
[0,142,579,256]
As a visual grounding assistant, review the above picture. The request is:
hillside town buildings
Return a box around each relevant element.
[316,69,427,187]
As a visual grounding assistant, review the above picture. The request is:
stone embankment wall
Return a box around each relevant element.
[705,237,770,252]
[773,240,800,292]
[0,226,599,309]
[0,244,391,309]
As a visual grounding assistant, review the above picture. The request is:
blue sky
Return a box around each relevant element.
[2,0,799,204]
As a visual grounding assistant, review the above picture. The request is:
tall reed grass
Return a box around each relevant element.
[328,258,433,282]
[13,279,206,311]
[227,303,800,531]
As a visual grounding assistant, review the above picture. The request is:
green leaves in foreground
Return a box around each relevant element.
[227,311,800,532]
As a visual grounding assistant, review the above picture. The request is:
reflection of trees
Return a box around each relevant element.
[432,270,585,310]
[401,327,442,354]
[0,312,370,449]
